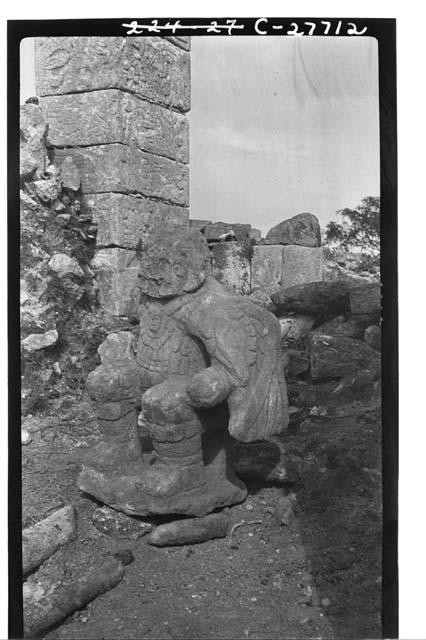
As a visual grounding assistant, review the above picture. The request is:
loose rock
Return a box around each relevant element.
[91,506,153,540]
[364,325,381,351]
[308,332,381,380]
[350,282,381,315]
[273,494,296,526]
[48,253,85,278]
[147,512,230,547]
[265,213,321,247]
[22,329,58,352]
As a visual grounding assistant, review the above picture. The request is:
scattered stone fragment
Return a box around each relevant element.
[22,505,76,575]
[23,554,126,637]
[271,281,351,317]
[308,333,381,380]
[321,597,331,608]
[21,429,32,445]
[91,506,153,540]
[31,165,62,202]
[22,329,58,352]
[283,349,310,377]
[20,102,48,179]
[48,253,85,278]
[265,213,321,247]
[147,512,230,547]
[364,325,381,351]
[350,282,381,315]
[273,494,296,526]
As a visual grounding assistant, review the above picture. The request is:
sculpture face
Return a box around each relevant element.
[137,229,211,298]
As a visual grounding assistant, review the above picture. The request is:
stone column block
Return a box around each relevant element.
[54,146,189,206]
[281,246,324,288]
[35,37,190,112]
[251,245,285,291]
[87,193,189,249]
[41,91,188,163]
[212,243,251,295]
[91,248,139,317]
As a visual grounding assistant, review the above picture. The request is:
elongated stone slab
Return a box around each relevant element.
[41,91,188,163]
[282,246,324,288]
[87,193,189,249]
[91,248,139,316]
[54,146,189,206]
[35,37,190,112]
[251,245,285,291]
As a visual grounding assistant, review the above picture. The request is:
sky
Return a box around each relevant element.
[20,36,380,236]
[189,36,379,235]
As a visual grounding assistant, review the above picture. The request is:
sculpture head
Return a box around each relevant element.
[137,228,211,298]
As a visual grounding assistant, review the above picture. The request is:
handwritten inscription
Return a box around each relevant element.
[123,19,368,37]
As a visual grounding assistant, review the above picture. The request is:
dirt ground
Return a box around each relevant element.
[22,378,382,640]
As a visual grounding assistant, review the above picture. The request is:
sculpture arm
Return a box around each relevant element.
[186,364,234,409]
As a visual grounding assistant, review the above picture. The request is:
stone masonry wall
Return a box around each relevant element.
[35,36,191,316]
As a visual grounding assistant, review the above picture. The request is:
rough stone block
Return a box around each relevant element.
[87,193,189,249]
[266,213,321,247]
[202,221,252,242]
[249,228,262,242]
[251,245,285,291]
[35,37,190,112]
[41,90,188,163]
[212,242,251,295]
[350,282,381,315]
[91,248,139,316]
[189,219,212,231]
[281,246,324,288]
[54,146,189,206]
[307,332,381,380]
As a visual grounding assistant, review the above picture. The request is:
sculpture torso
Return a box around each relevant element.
[136,296,208,390]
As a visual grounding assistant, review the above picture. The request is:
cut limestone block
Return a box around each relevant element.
[54,146,189,206]
[87,193,188,249]
[41,90,189,163]
[251,245,285,291]
[212,242,251,295]
[35,37,190,112]
[281,246,324,288]
[22,505,76,576]
[91,249,139,316]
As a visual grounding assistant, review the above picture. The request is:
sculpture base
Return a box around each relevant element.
[77,450,247,517]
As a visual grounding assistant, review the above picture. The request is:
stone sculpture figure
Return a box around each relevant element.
[78,228,289,516]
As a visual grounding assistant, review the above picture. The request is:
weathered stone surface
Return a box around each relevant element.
[364,325,381,351]
[48,253,85,278]
[283,349,311,377]
[247,285,281,314]
[20,103,48,179]
[80,229,288,517]
[91,249,139,316]
[36,37,190,112]
[30,165,62,202]
[92,506,153,539]
[59,155,81,191]
[22,329,58,352]
[271,281,351,317]
[274,495,297,526]
[189,218,212,231]
[279,315,315,346]
[87,193,188,249]
[307,333,381,380]
[212,242,251,295]
[232,440,299,484]
[202,221,252,242]
[54,145,189,206]
[147,513,229,546]
[265,213,321,247]
[98,332,135,364]
[22,505,76,575]
[281,246,324,288]
[251,245,285,291]
[42,90,189,163]
[313,315,369,339]
[350,282,381,316]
